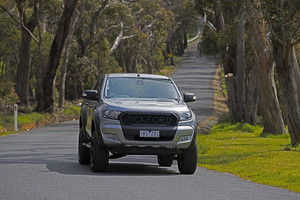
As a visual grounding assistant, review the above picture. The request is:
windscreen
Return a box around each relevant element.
[104,77,179,100]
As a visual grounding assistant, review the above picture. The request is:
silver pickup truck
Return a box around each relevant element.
[78,73,198,174]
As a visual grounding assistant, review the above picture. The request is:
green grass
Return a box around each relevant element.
[220,70,227,96]
[0,104,80,136]
[197,122,300,193]
[0,112,50,128]
[63,105,81,116]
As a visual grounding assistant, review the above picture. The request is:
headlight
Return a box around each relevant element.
[103,110,121,120]
[178,111,192,121]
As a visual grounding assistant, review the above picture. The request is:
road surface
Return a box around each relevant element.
[171,41,216,123]
[0,42,299,200]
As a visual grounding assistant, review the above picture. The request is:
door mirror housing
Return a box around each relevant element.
[183,93,196,102]
[82,90,98,100]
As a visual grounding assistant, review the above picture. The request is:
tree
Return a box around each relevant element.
[247,3,286,133]
[13,1,37,107]
[58,10,79,108]
[235,7,246,122]
[37,0,78,112]
[260,0,300,145]
[198,0,287,133]
[0,3,20,83]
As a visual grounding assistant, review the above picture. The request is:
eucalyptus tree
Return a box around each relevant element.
[197,0,287,134]
[246,2,286,133]
[0,5,20,82]
[0,1,38,107]
[102,0,172,73]
[37,0,78,112]
[260,0,300,145]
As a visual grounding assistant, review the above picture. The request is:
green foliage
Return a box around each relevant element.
[17,112,51,126]
[63,105,81,116]
[0,112,51,131]
[0,0,200,108]
[260,0,300,41]
[217,22,238,50]
[197,122,300,192]
[0,79,18,112]
[199,25,219,55]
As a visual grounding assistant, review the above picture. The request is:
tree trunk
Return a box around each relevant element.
[34,7,47,111]
[166,42,174,65]
[212,0,225,32]
[235,11,246,122]
[273,42,300,145]
[177,38,184,56]
[15,12,36,107]
[58,11,78,108]
[58,37,72,108]
[37,0,78,113]
[247,9,286,134]
[245,65,259,125]
[223,47,238,122]
[183,28,188,49]
[225,75,238,122]
[258,64,286,133]
[147,51,153,74]
[125,54,132,73]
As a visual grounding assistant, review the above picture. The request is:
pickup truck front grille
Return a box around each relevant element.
[120,113,178,126]
[119,112,178,141]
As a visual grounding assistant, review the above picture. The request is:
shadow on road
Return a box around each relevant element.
[46,162,178,176]
[0,149,178,176]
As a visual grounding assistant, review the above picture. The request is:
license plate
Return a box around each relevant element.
[140,130,160,138]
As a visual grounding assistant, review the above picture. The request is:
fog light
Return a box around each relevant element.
[179,135,192,143]
[103,133,119,142]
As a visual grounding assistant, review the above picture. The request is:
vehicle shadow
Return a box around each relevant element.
[46,161,179,176]
[0,139,179,177]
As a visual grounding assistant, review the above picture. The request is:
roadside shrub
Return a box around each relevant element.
[0,79,18,113]
[63,105,80,116]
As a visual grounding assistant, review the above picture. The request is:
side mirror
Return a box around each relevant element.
[82,90,98,100]
[183,93,196,102]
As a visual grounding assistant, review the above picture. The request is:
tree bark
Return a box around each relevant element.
[247,9,286,134]
[58,11,78,108]
[34,4,47,111]
[223,47,238,123]
[177,37,184,56]
[212,0,225,32]
[235,11,246,122]
[273,41,300,145]
[225,75,238,122]
[183,28,188,49]
[37,0,78,113]
[245,64,259,125]
[15,3,37,107]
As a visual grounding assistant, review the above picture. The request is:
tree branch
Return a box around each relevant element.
[0,4,39,44]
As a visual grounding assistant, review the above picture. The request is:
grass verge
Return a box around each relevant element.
[0,103,80,136]
[197,122,300,193]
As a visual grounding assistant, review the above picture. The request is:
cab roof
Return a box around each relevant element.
[107,73,170,79]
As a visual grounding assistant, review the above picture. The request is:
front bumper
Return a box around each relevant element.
[99,118,196,151]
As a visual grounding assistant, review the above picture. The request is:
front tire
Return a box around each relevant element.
[178,142,198,174]
[157,155,173,167]
[78,127,90,165]
[90,132,109,172]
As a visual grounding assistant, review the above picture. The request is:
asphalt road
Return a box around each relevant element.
[171,41,217,123]
[1,42,299,200]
